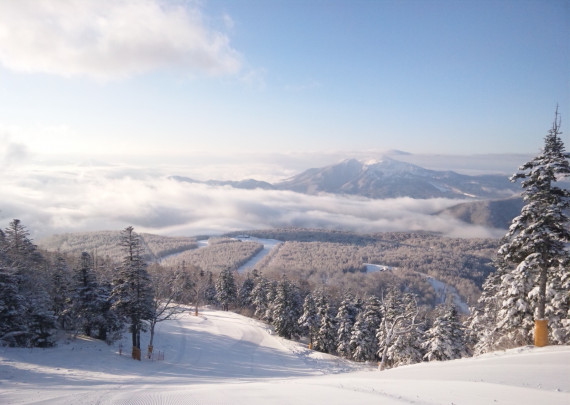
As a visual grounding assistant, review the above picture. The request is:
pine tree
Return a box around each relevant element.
[215,268,238,311]
[272,278,302,339]
[70,252,102,337]
[492,108,570,347]
[336,293,359,358]
[495,260,537,346]
[111,226,154,359]
[25,292,57,348]
[1,220,55,347]
[423,304,468,362]
[298,292,320,348]
[263,280,278,323]
[3,219,43,271]
[0,266,27,346]
[350,295,382,362]
[547,257,570,344]
[204,271,218,305]
[50,255,72,330]
[465,264,507,354]
[251,276,270,320]
[315,301,337,354]
[92,281,123,343]
[238,273,255,309]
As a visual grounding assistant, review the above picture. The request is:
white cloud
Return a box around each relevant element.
[0,162,505,240]
[0,0,242,80]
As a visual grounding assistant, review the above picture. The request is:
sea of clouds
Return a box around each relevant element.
[0,139,516,240]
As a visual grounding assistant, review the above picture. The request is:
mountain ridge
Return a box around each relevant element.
[171,157,520,200]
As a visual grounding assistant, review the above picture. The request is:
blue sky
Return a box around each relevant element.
[0,0,568,160]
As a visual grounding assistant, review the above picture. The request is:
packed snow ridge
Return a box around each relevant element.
[1,308,569,404]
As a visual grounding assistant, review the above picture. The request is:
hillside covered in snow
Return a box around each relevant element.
[1,308,568,405]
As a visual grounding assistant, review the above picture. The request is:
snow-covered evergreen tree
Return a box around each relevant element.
[298,292,320,347]
[92,281,123,343]
[335,293,359,358]
[495,260,537,346]
[423,304,468,362]
[203,271,218,305]
[547,258,570,344]
[384,318,424,368]
[377,289,422,370]
[465,264,507,355]
[263,280,278,323]
[314,300,337,354]
[238,273,255,309]
[477,109,570,349]
[251,276,271,320]
[3,219,43,271]
[0,220,56,347]
[272,277,302,339]
[350,295,382,362]
[50,255,72,330]
[25,292,57,348]
[0,265,27,346]
[111,226,154,358]
[70,252,102,337]
[216,268,238,311]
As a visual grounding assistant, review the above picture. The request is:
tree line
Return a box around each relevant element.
[213,268,469,368]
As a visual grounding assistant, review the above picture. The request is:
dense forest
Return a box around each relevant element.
[40,227,497,308]
[160,237,264,273]
[226,228,497,307]
[39,231,199,262]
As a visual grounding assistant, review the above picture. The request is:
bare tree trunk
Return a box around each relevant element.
[149,319,156,348]
[131,324,137,348]
[380,341,390,371]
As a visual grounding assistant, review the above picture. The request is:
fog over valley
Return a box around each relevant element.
[0,148,525,239]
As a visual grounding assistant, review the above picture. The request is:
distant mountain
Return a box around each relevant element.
[170,157,521,199]
[169,176,275,190]
[436,197,525,229]
[275,158,519,199]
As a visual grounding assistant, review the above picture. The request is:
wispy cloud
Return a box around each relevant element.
[0,0,242,80]
[0,162,505,240]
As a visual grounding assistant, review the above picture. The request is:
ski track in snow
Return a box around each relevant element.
[1,308,569,405]
[159,237,281,275]
[235,237,282,273]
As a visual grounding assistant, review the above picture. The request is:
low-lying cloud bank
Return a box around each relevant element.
[1,162,506,240]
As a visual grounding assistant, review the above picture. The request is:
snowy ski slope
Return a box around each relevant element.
[1,308,568,404]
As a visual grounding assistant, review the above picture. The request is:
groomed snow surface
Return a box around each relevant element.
[1,308,568,405]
